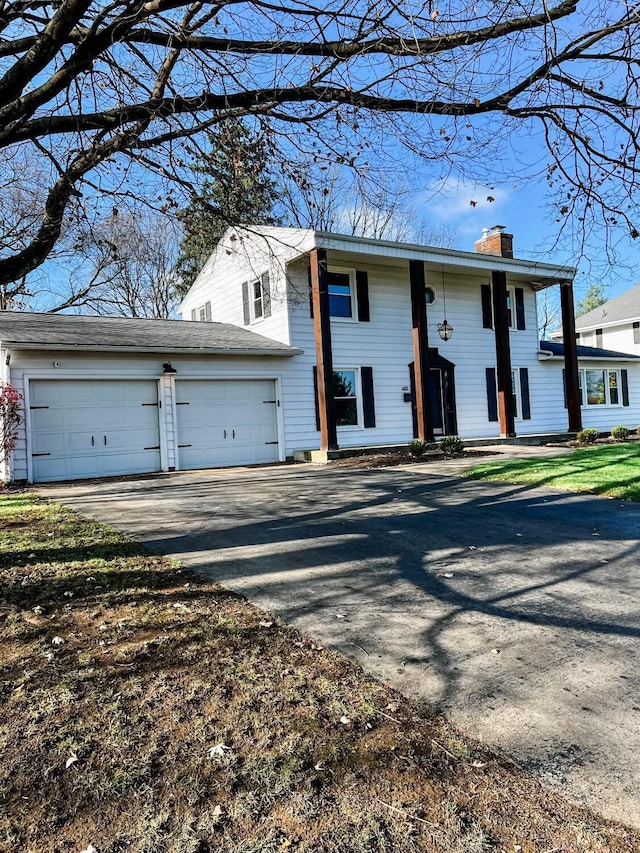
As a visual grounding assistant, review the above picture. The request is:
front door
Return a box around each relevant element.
[428,369,444,435]
[409,355,458,439]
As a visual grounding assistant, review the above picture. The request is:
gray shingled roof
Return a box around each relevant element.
[574,283,640,330]
[539,340,640,360]
[0,312,302,356]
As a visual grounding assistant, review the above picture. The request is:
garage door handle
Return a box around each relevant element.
[103,435,107,446]
[224,429,227,439]
[91,436,95,446]
[232,430,235,439]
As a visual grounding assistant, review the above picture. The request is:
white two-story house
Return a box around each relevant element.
[1,226,638,483]
[180,226,638,460]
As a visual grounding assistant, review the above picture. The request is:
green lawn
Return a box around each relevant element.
[467,443,640,501]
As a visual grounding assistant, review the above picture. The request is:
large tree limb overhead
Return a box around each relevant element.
[0,0,581,59]
[0,0,639,295]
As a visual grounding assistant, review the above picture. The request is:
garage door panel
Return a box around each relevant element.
[32,431,66,455]
[62,407,100,431]
[30,408,66,431]
[176,380,279,471]
[29,380,161,483]
[105,427,160,452]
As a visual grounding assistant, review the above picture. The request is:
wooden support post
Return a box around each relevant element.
[310,247,338,450]
[491,270,516,437]
[560,279,582,432]
[409,260,434,443]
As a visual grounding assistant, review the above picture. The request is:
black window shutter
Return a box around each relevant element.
[262,272,271,318]
[356,271,370,322]
[242,281,250,325]
[621,369,630,406]
[308,265,314,318]
[515,287,526,330]
[361,366,376,428]
[312,367,320,431]
[486,368,498,422]
[481,284,493,329]
[519,367,531,419]
[562,369,567,407]
[204,301,212,322]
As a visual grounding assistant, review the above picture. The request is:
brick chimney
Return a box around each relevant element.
[474,225,513,259]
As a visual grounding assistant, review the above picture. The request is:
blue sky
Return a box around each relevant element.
[417,172,640,304]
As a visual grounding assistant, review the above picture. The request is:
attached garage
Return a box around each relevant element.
[0,312,301,484]
[29,379,161,483]
[176,379,279,470]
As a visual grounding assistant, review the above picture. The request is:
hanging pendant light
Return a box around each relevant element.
[438,265,453,341]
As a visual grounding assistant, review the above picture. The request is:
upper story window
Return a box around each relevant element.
[425,286,436,305]
[309,266,370,322]
[634,322,640,344]
[191,301,212,322]
[596,328,603,348]
[328,270,355,318]
[481,284,526,331]
[252,278,264,320]
[242,272,271,325]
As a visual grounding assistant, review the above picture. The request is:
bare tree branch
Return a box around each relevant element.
[0,0,639,294]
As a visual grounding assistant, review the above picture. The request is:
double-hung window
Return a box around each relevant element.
[252,278,264,320]
[481,284,526,330]
[328,270,356,318]
[242,272,271,325]
[333,369,359,426]
[191,301,212,321]
[582,368,621,406]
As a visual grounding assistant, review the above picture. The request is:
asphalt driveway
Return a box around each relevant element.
[39,462,640,828]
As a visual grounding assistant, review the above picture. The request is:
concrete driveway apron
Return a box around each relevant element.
[39,462,640,828]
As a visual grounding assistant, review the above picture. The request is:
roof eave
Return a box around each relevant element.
[1,342,302,357]
[538,352,640,362]
[310,231,576,284]
[575,316,640,333]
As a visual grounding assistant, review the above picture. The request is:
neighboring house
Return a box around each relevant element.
[571,283,640,355]
[2,227,638,484]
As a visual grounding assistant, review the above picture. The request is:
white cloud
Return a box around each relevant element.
[416,178,511,239]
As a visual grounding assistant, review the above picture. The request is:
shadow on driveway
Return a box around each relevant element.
[40,464,640,827]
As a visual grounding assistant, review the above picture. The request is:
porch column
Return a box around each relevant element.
[409,259,434,442]
[560,279,582,432]
[491,270,516,437]
[310,247,338,450]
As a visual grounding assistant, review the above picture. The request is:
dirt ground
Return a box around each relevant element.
[40,462,640,829]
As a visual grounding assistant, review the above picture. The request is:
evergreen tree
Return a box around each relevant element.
[576,283,607,316]
[175,119,280,295]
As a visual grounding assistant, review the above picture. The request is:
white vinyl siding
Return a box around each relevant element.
[180,232,294,346]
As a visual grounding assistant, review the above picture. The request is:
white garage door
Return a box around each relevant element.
[30,380,161,483]
[176,379,279,470]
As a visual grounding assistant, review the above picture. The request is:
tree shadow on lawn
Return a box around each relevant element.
[467,445,640,499]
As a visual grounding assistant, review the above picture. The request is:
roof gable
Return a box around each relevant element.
[575,283,640,331]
